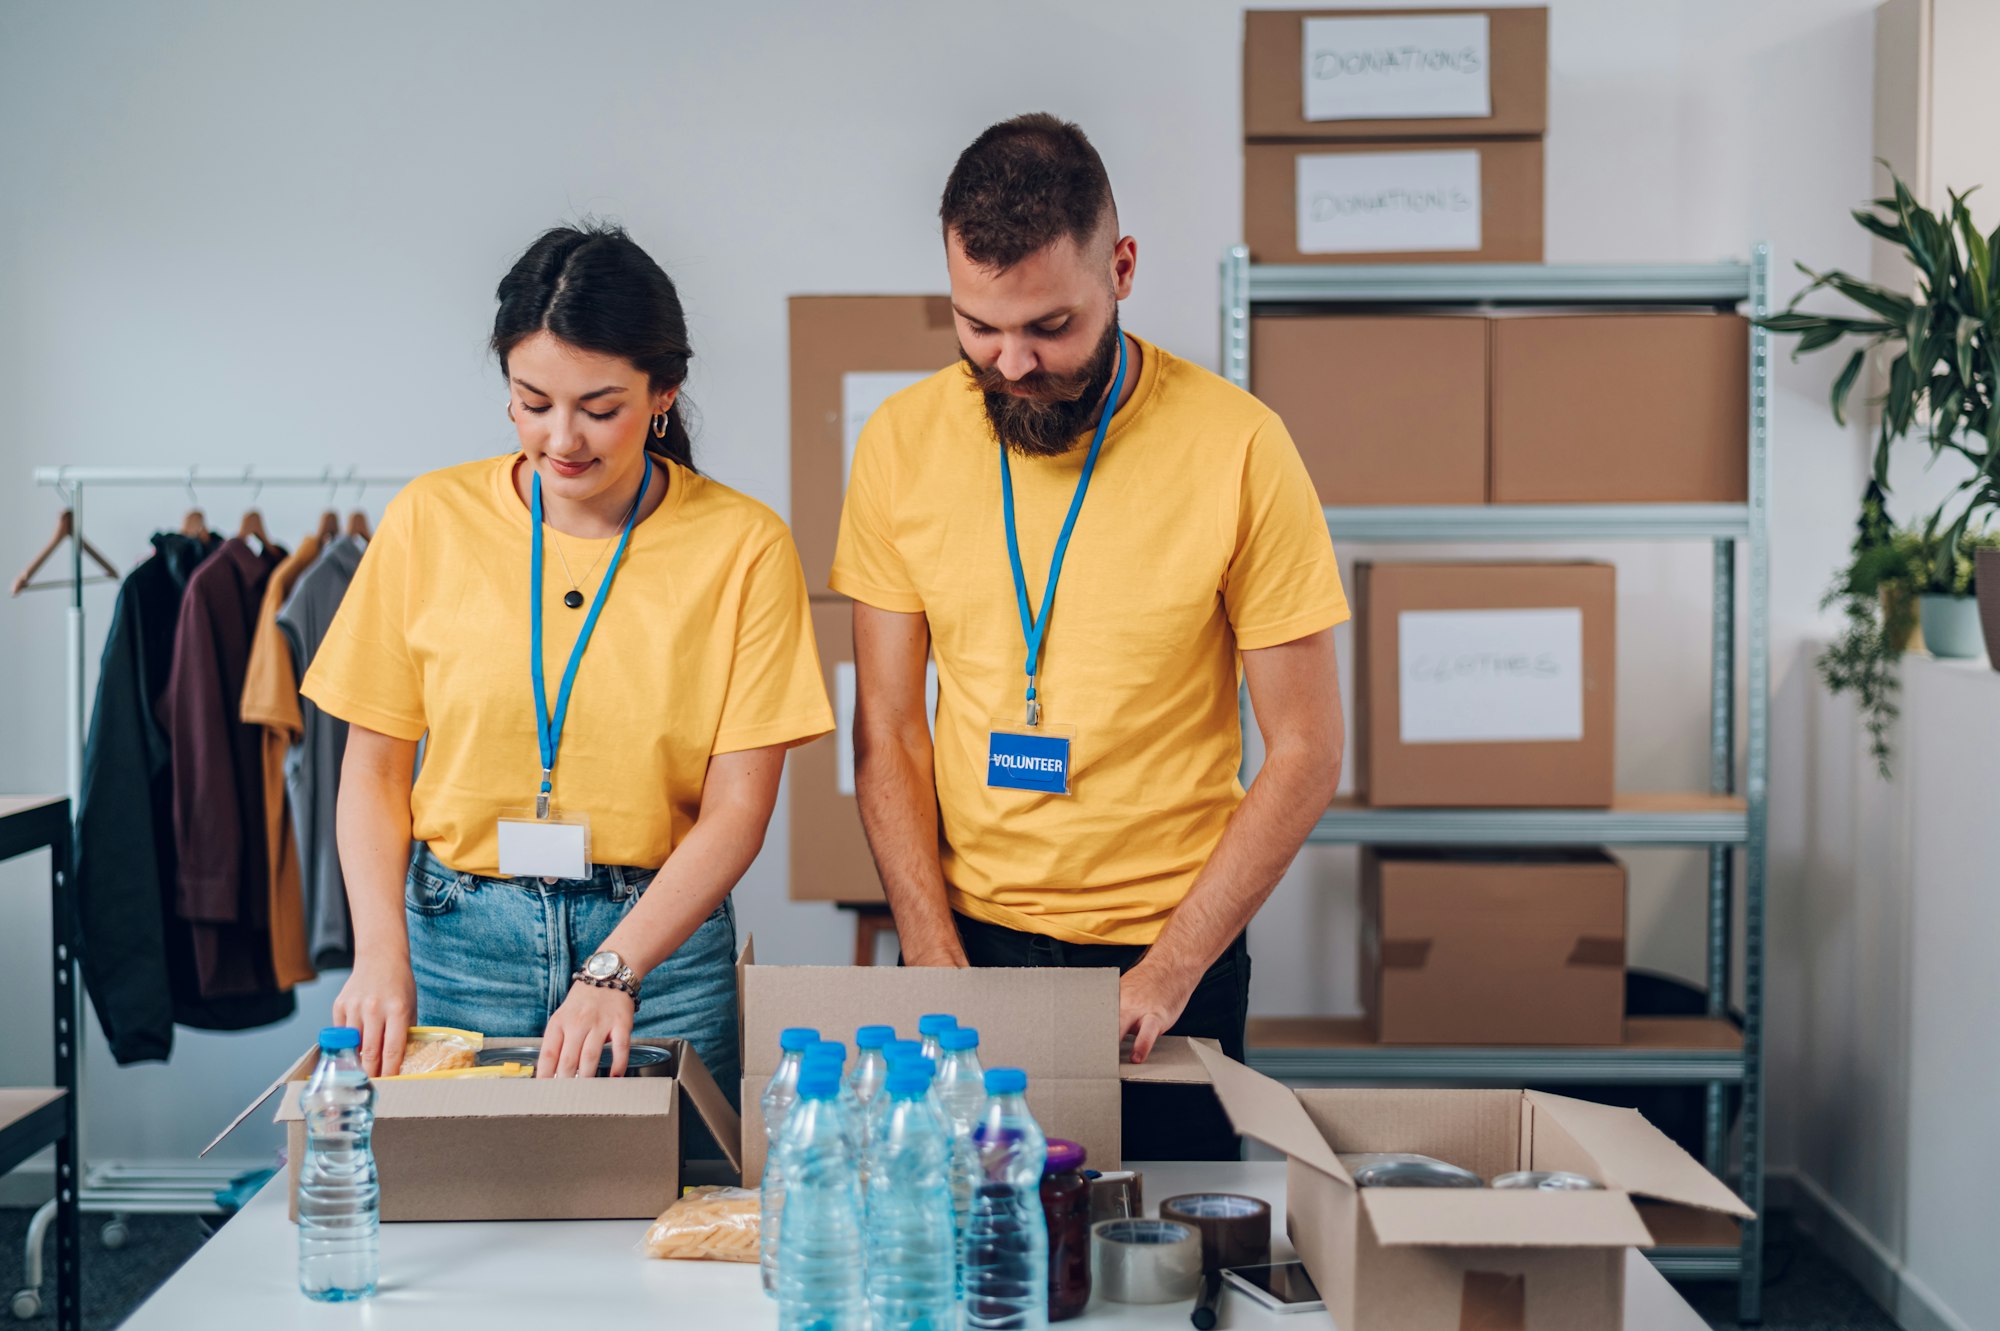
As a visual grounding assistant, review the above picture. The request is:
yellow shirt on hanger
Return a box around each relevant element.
[302,454,834,876]
[830,335,1348,946]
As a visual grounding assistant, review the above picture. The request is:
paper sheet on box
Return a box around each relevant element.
[1295,149,1482,255]
[841,371,932,489]
[1301,14,1492,122]
[1398,608,1583,744]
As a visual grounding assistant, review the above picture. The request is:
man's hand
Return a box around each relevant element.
[537,983,637,1078]
[1118,960,1199,1064]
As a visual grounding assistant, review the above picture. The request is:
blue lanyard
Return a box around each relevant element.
[1000,333,1128,727]
[530,453,652,816]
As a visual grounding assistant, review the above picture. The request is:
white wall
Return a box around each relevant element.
[0,0,1879,1206]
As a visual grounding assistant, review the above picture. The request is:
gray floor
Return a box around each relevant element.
[0,1205,1899,1331]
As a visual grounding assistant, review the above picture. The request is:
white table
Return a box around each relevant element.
[122,1162,1711,1329]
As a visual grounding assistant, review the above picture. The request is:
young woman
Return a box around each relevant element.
[305,224,831,1093]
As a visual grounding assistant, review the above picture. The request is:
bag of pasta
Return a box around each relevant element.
[643,1186,760,1262]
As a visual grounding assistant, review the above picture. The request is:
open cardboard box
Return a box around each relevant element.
[1194,1044,1751,1330]
[205,1036,741,1222]
[740,963,1213,1184]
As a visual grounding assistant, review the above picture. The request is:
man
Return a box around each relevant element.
[831,113,1347,1159]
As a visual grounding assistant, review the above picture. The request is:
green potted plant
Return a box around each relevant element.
[1909,513,1995,659]
[1817,487,1912,774]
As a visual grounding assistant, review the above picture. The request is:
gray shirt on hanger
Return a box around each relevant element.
[277,534,366,970]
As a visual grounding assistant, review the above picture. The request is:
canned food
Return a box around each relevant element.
[1337,1154,1483,1188]
[1491,1170,1603,1191]
[474,1044,677,1076]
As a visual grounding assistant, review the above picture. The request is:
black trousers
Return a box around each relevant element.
[950,913,1249,1161]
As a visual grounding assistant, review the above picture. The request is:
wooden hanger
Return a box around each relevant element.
[10,509,120,597]
[316,508,339,543]
[345,508,371,540]
[181,507,209,539]
[237,505,270,549]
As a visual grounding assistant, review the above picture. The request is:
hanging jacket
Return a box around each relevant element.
[74,533,295,1065]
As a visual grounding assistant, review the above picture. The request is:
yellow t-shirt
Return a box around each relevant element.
[302,453,834,876]
[830,335,1348,945]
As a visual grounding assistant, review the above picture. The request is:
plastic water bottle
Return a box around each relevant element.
[297,1026,378,1302]
[935,1026,988,1292]
[760,1026,820,1296]
[865,1057,958,1331]
[844,1024,895,1186]
[776,1059,866,1331]
[965,1068,1048,1330]
[918,1013,958,1065]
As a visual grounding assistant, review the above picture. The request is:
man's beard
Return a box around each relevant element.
[961,313,1122,458]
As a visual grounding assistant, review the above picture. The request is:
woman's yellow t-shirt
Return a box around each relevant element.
[302,454,834,875]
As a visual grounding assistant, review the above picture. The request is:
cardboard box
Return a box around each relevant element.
[1361,847,1626,1044]
[1244,8,1549,141]
[1252,314,1487,505]
[1194,1043,1753,1331]
[740,964,1211,1184]
[790,599,884,904]
[790,296,964,591]
[1355,562,1616,808]
[207,1037,741,1222]
[1490,312,1750,503]
[1245,139,1543,265]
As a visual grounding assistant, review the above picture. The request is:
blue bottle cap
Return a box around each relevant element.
[939,1027,980,1051]
[883,1039,924,1061]
[855,1025,895,1050]
[917,1014,958,1037]
[798,1066,843,1098]
[318,1026,360,1051]
[885,1053,936,1077]
[779,1027,821,1052]
[886,1064,934,1096]
[984,1067,1028,1096]
[803,1040,847,1063]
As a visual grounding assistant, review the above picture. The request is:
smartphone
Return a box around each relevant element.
[1221,1260,1326,1314]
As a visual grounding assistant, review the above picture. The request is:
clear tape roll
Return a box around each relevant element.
[1092,1218,1204,1304]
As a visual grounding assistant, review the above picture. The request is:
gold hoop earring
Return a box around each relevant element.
[652,412,669,439]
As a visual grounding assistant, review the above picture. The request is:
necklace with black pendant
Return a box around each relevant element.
[545,463,652,609]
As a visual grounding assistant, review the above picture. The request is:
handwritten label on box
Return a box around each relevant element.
[1295,149,1482,254]
[835,660,938,796]
[1301,14,1492,122]
[841,371,931,490]
[1398,608,1583,744]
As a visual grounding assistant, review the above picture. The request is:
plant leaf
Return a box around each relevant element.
[1831,347,1867,426]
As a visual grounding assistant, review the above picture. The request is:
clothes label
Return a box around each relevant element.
[1397,608,1584,744]
[987,729,1072,795]
[497,813,591,879]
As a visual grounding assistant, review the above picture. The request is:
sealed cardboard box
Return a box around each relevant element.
[790,599,883,904]
[1251,314,1487,505]
[1244,8,1549,141]
[1361,847,1626,1044]
[1245,139,1543,265]
[790,296,964,591]
[1490,312,1750,503]
[1195,1044,1753,1331]
[1355,562,1616,807]
[740,964,1211,1183]
[208,1037,741,1222]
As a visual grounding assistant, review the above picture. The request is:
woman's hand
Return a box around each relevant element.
[332,956,417,1079]
[538,983,637,1078]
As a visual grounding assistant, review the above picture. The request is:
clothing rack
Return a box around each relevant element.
[17,466,408,1285]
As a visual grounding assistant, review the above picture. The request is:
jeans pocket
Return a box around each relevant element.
[404,866,463,916]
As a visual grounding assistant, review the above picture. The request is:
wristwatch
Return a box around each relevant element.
[572,950,640,1005]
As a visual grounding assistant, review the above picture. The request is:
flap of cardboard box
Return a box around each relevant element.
[1117,1036,1218,1084]
[1192,1042,1350,1184]
[200,1044,320,1158]
[743,965,1120,1081]
[1527,1091,1754,1219]
[1361,1188,1654,1248]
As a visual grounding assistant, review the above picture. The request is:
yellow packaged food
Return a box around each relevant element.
[382,1026,484,1079]
[643,1186,760,1262]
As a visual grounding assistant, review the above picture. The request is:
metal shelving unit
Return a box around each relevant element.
[1221,248,1770,1323]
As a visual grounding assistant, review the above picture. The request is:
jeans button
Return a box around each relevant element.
[541,876,558,886]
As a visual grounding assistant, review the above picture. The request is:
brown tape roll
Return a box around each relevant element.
[1158,1193,1273,1272]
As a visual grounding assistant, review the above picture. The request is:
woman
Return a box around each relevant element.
[305,224,832,1094]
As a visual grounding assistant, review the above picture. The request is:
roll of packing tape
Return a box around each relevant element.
[1159,1193,1274,1272]
[1092,1218,1204,1304]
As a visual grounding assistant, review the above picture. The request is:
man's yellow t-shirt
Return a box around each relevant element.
[830,335,1348,945]
[303,454,834,876]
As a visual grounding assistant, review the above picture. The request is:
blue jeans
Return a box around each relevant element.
[403,844,741,1150]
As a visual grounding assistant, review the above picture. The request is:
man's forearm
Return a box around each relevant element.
[855,734,966,966]
[1139,741,1340,988]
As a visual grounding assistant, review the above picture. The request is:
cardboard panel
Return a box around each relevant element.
[1245,139,1543,265]
[1251,314,1488,505]
[1361,1189,1653,1249]
[1490,313,1749,503]
[789,600,884,903]
[1355,562,1616,808]
[1192,1040,1349,1182]
[1244,8,1549,140]
[1353,1229,1625,1331]
[1528,1092,1755,1218]
[789,296,963,592]
[1295,1087,1522,1180]
[1363,848,1627,1045]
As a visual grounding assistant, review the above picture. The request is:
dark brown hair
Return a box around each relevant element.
[939,113,1116,271]
[491,223,696,470]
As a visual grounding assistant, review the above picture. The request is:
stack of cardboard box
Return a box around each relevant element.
[786,296,962,905]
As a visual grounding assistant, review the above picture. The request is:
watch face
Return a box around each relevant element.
[584,951,622,980]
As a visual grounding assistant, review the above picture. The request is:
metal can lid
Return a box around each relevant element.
[1338,1153,1484,1188]
[474,1044,675,1072]
[1491,1170,1604,1192]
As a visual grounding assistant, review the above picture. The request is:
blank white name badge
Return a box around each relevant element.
[497,811,592,879]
